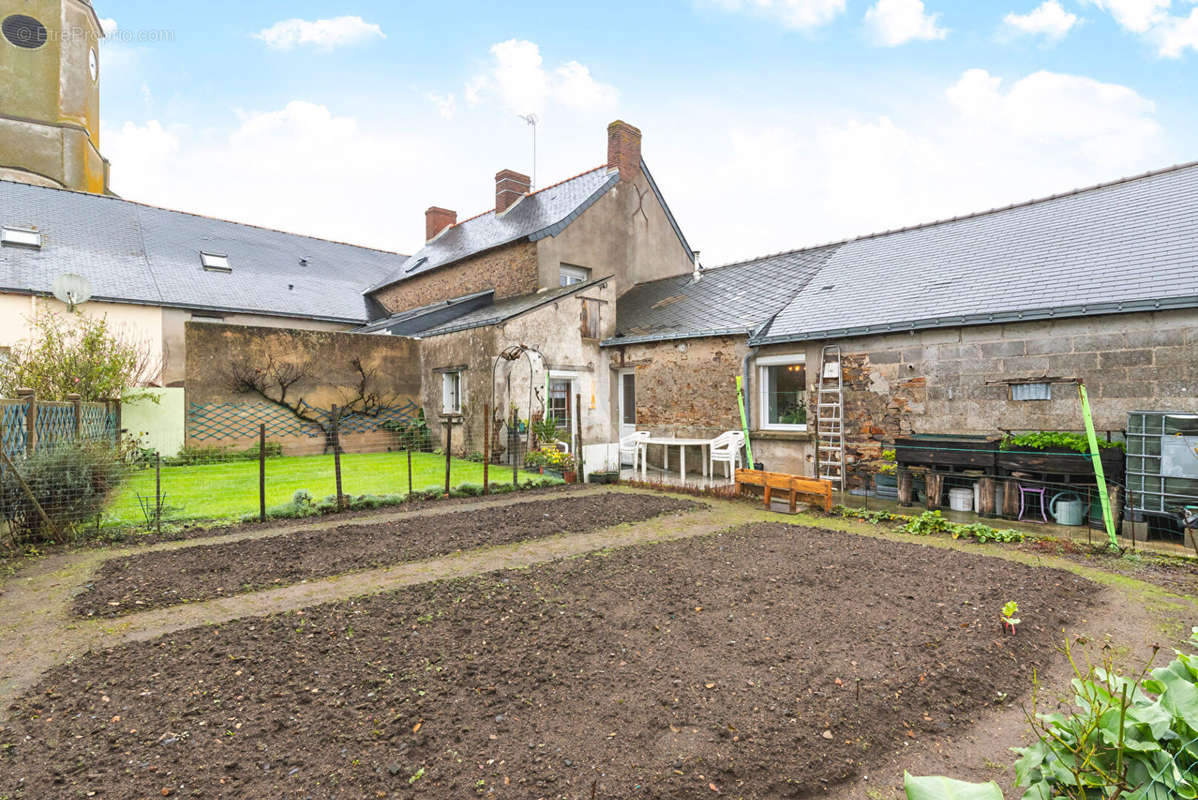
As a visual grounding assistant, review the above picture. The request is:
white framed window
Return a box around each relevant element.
[559,264,591,287]
[757,354,808,431]
[442,371,462,415]
[200,252,232,273]
[1,227,43,249]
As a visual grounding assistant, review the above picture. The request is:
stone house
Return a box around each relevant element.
[607,162,1198,486]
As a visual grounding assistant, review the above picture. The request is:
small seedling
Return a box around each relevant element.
[1001,601,1020,635]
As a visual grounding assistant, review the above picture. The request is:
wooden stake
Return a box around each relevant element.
[483,404,491,495]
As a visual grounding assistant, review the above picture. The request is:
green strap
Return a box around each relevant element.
[1079,384,1118,549]
[736,376,754,467]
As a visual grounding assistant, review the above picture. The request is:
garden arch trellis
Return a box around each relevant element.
[490,344,547,466]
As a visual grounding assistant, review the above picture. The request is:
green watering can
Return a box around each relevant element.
[1050,492,1085,526]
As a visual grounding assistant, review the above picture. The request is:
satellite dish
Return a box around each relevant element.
[52,273,93,312]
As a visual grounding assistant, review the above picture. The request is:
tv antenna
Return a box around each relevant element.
[51,273,93,312]
[518,113,539,189]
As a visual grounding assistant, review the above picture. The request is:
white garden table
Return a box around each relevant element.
[640,436,712,482]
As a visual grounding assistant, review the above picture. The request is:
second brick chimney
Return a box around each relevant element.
[607,120,642,182]
[425,206,456,241]
[495,169,531,214]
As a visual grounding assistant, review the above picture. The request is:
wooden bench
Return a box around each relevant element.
[735,469,834,513]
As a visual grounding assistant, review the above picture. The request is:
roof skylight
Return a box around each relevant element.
[1,227,43,249]
[200,252,232,273]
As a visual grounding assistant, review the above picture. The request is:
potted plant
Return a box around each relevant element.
[523,449,549,474]
[529,446,576,482]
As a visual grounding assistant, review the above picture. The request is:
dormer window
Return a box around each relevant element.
[200,252,232,273]
[1,227,43,249]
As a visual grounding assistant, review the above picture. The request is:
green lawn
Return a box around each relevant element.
[107,451,539,525]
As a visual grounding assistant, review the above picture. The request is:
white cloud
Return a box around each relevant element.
[254,16,385,51]
[708,0,847,30]
[1080,0,1168,33]
[428,92,456,120]
[101,120,180,197]
[1003,1,1080,40]
[1152,8,1198,57]
[946,69,1158,152]
[98,17,118,36]
[468,40,618,115]
[1081,0,1198,57]
[865,0,949,45]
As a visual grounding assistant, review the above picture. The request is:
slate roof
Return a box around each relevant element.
[411,277,611,339]
[0,179,406,323]
[754,161,1198,344]
[602,246,840,346]
[367,166,620,293]
[354,290,495,336]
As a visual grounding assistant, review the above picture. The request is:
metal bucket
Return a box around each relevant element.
[1050,492,1085,526]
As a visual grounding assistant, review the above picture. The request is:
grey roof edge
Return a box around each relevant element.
[417,274,614,339]
[0,286,374,325]
[366,169,619,295]
[749,295,1198,346]
[0,177,409,257]
[355,289,496,333]
[714,159,1198,272]
[637,159,695,263]
[527,173,619,242]
[600,326,752,348]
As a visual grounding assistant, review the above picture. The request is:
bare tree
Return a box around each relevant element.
[227,355,406,453]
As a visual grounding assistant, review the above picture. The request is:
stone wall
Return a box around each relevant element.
[184,322,421,455]
[758,308,1198,489]
[371,241,539,315]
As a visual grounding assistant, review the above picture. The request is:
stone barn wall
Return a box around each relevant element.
[184,323,422,456]
[757,308,1198,490]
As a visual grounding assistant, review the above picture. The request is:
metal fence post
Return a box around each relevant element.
[511,407,518,488]
[155,452,162,537]
[483,403,490,495]
[258,422,267,523]
[331,405,344,510]
[406,445,413,496]
[575,393,584,484]
[69,393,82,441]
[444,420,452,497]
[16,388,35,457]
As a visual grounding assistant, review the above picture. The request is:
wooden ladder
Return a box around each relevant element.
[816,344,845,488]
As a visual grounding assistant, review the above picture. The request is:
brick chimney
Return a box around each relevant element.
[425,206,456,241]
[607,120,642,182]
[495,169,531,214]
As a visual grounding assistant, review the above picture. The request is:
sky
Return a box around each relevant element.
[93,0,1198,265]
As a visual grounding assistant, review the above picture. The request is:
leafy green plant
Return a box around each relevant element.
[532,417,564,446]
[954,523,1025,544]
[904,772,1003,800]
[380,409,433,451]
[1013,630,1198,799]
[0,443,126,545]
[903,510,954,536]
[1001,431,1125,454]
[1001,601,1021,634]
[0,311,161,401]
[163,441,282,466]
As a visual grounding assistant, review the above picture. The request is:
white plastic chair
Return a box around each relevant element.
[619,431,650,471]
[709,431,746,480]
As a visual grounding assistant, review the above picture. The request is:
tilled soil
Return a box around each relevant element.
[5,522,1095,799]
[1018,536,1198,596]
[74,494,702,618]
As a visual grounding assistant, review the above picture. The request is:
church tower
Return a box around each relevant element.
[0,0,110,193]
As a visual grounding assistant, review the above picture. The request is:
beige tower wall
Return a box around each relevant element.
[0,0,107,192]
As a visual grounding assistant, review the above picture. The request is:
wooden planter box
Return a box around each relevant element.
[894,435,999,470]
[997,446,1124,482]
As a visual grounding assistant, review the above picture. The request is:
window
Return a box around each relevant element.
[548,378,574,433]
[1,227,42,248]
[200,252,232,273]
[1011,382,1051,401]
[89,48,98,81]
[2,15,48,49]
[758,356,807,430]
[441,371,462,415]
[560,264,591,287]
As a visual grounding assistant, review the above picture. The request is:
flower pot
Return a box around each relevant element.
[589,471,619,485]
[563,470,578,484]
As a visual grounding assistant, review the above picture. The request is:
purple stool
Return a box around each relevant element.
[1018,485,1048,522]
